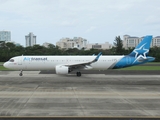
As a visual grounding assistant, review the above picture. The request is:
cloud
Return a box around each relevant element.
[1,0,160,46]
[85,26,97,33]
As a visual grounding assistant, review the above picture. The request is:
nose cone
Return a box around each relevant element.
[3,62,8,68]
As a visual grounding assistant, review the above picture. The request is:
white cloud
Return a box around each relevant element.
[0,0,160,46]
[85,26,97,33]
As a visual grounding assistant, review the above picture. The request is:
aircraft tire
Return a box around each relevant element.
[19,73,23,76]
[76,72,81,77]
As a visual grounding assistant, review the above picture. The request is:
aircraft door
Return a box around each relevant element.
[18,56,22,65]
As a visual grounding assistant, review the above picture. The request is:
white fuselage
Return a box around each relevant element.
[4,55,124,71]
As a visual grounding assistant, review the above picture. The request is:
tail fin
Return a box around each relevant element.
[129,35,152,58]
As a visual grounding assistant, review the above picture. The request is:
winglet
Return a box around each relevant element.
[93,52,102,62]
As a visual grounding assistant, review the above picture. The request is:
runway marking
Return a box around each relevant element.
[72,87,85,116]
[0,92,159,99]
[16,85,39,116]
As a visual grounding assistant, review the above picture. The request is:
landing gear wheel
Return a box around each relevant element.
[19,73,23,76]
[76,72,81,77]
[19,70,23,76]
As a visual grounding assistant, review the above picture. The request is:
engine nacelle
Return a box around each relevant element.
[55,65,69,75]
[84,65,93,70]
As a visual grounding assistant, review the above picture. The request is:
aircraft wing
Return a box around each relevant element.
[64,52,102,70]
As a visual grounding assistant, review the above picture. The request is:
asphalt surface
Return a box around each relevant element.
[0,71,160,119]
[39,69,160,75]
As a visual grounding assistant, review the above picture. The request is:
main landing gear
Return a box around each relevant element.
[76,72,81,77]
[19,70,23,76]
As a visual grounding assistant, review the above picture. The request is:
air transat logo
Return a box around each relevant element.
[133,43,149,63]
[23,57,47,61]
[23,57,30,61]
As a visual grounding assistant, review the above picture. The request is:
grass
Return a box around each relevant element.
[0,62,4,65]
[0,62,12,70]
[0,66,10,71]
[145,62,160,64]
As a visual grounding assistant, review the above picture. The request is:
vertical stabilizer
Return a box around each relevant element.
[129,35,152,58]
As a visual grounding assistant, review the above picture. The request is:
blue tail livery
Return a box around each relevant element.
[113,35,155,69]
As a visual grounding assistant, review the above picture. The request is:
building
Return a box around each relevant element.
[123,35,141,49]
[152,36,160,47]
[25,32,36,47]
[86,42,112,50]
[42,42,54,48]
[0,31,11,42]
[123,35,160,49]
[56,37,87,49]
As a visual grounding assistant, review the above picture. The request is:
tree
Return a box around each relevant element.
[48,44,55,49]
[113,36,123,55]
[5,42,16,49]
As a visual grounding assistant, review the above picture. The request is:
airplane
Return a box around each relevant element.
[3,35,155,77]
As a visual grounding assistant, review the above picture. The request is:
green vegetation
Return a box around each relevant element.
[146,62,160,64]
[0,66,10,71]
[113,36,124,55]
[1,36,160,62]
[0,62,4,65]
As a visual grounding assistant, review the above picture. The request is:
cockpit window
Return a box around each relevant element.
[9,59,14,62]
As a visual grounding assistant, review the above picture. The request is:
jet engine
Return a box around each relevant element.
[55,65,69,74]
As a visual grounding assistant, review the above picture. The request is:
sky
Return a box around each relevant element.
[0,0,160,46]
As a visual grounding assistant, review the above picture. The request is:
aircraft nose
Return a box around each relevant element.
[3,62,8,68]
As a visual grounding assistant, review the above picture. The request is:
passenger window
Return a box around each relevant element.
[9,59,14,62]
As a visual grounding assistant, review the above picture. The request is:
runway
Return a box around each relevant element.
[0,71,160,118]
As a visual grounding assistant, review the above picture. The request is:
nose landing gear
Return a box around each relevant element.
[19,70,23,76]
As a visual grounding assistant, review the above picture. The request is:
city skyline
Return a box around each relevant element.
[1,30,160,48]
[0,0,160,46]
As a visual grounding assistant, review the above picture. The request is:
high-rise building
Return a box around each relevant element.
[0,31,11,42]
[25,32,36,47]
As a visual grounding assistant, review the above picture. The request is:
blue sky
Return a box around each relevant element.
[0,0,160,46]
